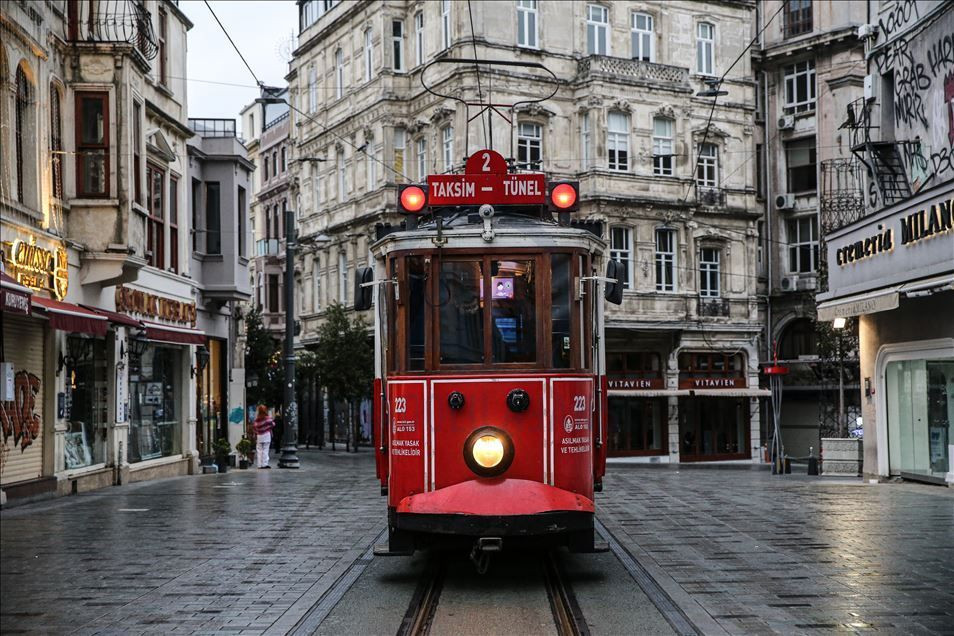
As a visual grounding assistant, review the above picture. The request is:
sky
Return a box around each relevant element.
[184,1,299,133]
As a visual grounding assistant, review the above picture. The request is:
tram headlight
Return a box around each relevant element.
[463,427,515,477]
[472,435,504,468]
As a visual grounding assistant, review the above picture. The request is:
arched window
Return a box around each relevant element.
[778,318,817,360]
[50,82,64,199]
[15,64,35,205]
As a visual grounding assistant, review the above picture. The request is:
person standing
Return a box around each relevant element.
[253,405,275,469]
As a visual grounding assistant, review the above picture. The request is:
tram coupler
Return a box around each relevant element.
[470,537,502,574]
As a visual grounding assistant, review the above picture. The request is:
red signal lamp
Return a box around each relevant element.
[399,184,427,213]
[548,181,579,215]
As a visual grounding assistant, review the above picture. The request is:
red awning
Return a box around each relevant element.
[80,305,143,328]
[1,271,32,316]
[31,296,109,336]
[142,321,207,345]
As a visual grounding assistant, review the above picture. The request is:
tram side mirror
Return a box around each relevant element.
[604,260,624,305]
[354,266,374,311]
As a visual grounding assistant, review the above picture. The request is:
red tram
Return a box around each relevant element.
[359,150,623,559]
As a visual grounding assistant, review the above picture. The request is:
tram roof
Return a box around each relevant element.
[371,210,606,255]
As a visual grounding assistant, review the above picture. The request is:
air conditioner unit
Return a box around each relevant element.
[780,275,799,292]
[857,23,878,39]
[778,115,796,130]
[775,193,796,210]
[864,74,875,101]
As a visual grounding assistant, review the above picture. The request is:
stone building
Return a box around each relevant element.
[286,0,766,461]
[817,0,953,485]
[754,0,867,458]
[1,1,248,506]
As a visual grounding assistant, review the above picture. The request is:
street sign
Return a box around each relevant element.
[426,149,546,206]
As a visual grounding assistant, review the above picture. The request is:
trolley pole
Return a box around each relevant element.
[279,204,300,469]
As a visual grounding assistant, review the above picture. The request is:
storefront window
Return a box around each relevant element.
[609,397,665,455]
[65,337,108,470]
[679,397,748,460]
[129,344,181,463]
[196,341,223,459]
[885,358,953,479]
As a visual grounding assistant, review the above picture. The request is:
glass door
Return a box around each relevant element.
[885,358,954,478]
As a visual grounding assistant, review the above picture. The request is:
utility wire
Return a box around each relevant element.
[203,1,411,182]
[466,0,489,150]
[203,1,263,87]
[682,2,786,204]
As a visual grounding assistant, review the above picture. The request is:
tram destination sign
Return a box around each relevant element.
[427,173,546,206]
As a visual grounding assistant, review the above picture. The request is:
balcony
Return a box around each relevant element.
[698,298,730,317]
[60,0,158,60]
[256,238,281,257]
[577,55,689,89]
[189,119,237,138]
[695,186,726,208]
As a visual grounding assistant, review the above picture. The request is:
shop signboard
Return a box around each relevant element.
[115,285,197,327]
[822,186,954,300]
[606,377,665,391]
[1,235,69,300]
[678,376,747,390]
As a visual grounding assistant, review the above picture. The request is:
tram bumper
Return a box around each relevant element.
[388,479,596,551]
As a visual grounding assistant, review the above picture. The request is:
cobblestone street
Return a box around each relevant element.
[2,452,952,635]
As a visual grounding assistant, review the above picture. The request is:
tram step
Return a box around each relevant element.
[373,544,415,557]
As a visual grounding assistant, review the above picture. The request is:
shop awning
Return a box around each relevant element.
[31,296,108,336]
[142,321,207,345]
[81,305,143,328]
[899,273,954,295]
[687,389,772,397]
[607,389,688,397]
[816,286,900,322]
[1,271,32,315]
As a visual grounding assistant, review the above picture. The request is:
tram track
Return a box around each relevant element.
[396,550,590,636]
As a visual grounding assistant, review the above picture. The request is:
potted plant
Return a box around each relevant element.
[236,436,254,469]
[213,438,232,473]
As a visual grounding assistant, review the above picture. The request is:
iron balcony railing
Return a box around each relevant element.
[698,298,730,317]
[60,0,158,60]
[578,55,689,87]
[820,158,866,234]
[695,186,726,208]
[189,118,237,138]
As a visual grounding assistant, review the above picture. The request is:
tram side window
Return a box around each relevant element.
[551,253,572,368]
[491,260,536,363]
[440,261,485,364]
[408,256,427,370]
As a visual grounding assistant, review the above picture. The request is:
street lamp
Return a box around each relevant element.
[832,317,846,438]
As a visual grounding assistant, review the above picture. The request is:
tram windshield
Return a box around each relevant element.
[388,251,591,373]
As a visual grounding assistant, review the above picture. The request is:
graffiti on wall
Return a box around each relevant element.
[0,371,42,452]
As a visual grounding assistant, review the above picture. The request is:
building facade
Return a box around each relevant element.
[286,0,766,461]
[754,0,867,459]
[1,0,248,506]
[817,0,953,485]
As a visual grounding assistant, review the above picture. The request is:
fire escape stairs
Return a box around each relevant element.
[852,141,912,207]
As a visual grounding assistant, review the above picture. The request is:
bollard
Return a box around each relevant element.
[784,457,791,474]
[808,446,819,476]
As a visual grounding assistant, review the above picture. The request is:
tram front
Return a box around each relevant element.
[362,150,624,558]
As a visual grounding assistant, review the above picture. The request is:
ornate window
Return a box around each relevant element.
[415,12,425,65]
[581,112,591,170]
[655,228,676,292]
[699,247,720,297]
[787,216,818,274]
[146,164,165,267]
[517,1,538,49]
[586,4,609,55]
[517,122,542,170]
[785,137,816,193]
[610,226,633,290]
[391,21,404,73]
[442,125,454,172]
[416,137,427,180]
[170,176,179,272]
[652,116,674,176]
[696,22,714,75]
[607,111,629,171]
[364,27,374,81]
[15,66,34,204]
[76,92,109,198]
[50,83,64,199]
[696,143,718,187]
[334,48,344,99]
[631,12,653,62]
[784,0,813,38]
[441,0,451,50]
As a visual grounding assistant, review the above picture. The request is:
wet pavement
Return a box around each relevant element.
[1,451,952,635]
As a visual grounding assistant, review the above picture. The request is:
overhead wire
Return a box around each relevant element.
[465,0,489,150]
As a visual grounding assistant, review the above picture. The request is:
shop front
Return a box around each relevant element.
[818,183,954,485]
[606,351,668,457]
[677,352,757,462]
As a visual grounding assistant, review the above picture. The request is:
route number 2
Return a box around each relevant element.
[481,152,491,172]
[573,395,586,412]
[394,397,407,413]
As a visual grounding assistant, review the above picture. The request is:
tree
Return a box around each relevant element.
[315,303,374,451]
[243,308,283,409]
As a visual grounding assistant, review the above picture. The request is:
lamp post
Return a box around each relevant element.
[833,317,847,438]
